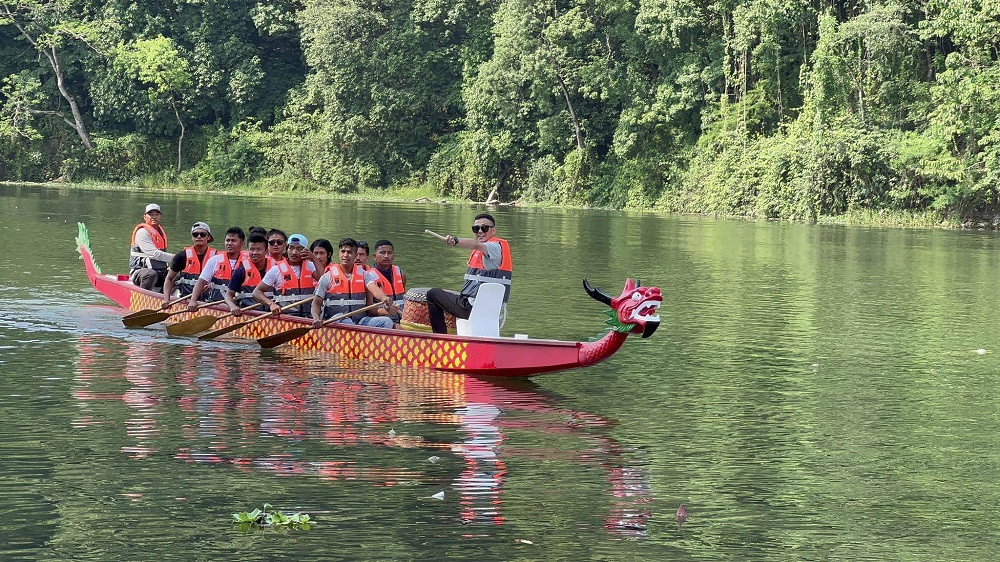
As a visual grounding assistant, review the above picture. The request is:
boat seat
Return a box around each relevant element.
[456,283,506,337]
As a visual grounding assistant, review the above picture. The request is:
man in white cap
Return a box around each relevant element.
[161,221,217,306]
[129,203,172,290]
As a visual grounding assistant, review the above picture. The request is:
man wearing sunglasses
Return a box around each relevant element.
[161,222,217,307]
[186,226,247,309]
[266,229,288,263]
[426,213,512,334]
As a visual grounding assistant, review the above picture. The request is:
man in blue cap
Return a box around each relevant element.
[253,233,321,318]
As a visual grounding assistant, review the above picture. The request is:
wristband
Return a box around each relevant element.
[450,235,458,246]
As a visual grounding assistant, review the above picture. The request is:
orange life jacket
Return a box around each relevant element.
[177,246,216,297]
[462,236,512,302]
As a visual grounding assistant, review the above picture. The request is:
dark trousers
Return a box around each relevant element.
[427,288,472,334]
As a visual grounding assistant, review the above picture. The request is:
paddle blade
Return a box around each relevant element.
[123,309,160,321]
[258,327,313,349]
[166,314,220,336]
[123,311,171,328]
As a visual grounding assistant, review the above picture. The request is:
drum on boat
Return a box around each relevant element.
[400,287,456,333]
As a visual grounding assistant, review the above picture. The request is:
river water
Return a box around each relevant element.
[1,184,999,559]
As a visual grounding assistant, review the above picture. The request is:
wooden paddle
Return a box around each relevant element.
[123,295,188,321]
[197,297,314,341]
[257,302,384,349]
[424,229,448,241]
[166,302,263,336]
[123,299,226,328]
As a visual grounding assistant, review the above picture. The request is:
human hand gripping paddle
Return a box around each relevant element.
[122,295,188,321]
[166,302,263,336]
[123,299,226,328]
[197,297,313,341]
[257,302,384,349]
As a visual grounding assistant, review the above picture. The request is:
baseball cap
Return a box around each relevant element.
[287,234,308,247]
[191,221,214,242]
[144,203,162,214]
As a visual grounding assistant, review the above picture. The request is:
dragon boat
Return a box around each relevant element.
[77,223,661,377]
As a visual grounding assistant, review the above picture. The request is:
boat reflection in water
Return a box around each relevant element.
[72,335,651,535]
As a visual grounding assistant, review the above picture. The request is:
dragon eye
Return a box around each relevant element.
[631,292,641,301]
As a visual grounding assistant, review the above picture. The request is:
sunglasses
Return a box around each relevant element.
[268,239,286,246]
[192,231,210,238]
[471,225,493,233]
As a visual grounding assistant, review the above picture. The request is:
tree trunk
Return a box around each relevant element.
[48,45,92,149]
[171,99,185,173]
[3,7,93,149]
[484,168,508,204]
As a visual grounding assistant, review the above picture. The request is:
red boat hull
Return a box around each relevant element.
[78,234,629,377]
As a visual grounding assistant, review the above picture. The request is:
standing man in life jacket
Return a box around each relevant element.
[225,233,273,316]
[254,233,323,318]
[186,227,247,309]
[311,238,395,329]
[129,203,172,291]
[426,213,512,334]
[162,222,216,307]
[364,239,405,327]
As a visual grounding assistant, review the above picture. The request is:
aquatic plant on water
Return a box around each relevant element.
[232,503,312,531]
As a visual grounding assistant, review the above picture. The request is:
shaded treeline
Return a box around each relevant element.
[1,0,998,219]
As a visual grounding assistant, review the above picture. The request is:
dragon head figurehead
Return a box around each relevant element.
[583,278,662,338]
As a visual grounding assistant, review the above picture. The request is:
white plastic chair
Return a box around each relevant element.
[455,283,506,337]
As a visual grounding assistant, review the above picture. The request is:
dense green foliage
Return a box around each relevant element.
[2,0,999,219]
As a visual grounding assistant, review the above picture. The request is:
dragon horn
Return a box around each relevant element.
[583,279,612,305]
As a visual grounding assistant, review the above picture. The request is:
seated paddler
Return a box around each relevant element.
[186,227,246,309]
[253,233,322,318]
[311,237,395,329]
[224,233,274,316]
[162,221,216,307]
[427,213,512,334]
[363,239,406,328]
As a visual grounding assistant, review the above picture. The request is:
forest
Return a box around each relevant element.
[1,0,998,221]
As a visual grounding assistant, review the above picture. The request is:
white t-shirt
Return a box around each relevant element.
[197,254,241,282]
[262,261,317,291]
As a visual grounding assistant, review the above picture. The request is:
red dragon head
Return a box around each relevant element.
[583,278,662,338]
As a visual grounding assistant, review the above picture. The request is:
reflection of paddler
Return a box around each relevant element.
[426,213,512,334]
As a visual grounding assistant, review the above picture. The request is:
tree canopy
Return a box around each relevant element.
[2,0,999,220]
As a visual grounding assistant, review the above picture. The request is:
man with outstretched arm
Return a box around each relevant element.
[426,213,512,334]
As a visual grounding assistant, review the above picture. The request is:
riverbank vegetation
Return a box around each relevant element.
[2,1,998,224]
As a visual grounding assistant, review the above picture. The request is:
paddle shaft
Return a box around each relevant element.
[198,297,313,340]
[257,302,385,349]
[320,301,385,328]
[424,229,448,241]
[166,302,263,336]
[123,295,187,319]
[124,299,227,327]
